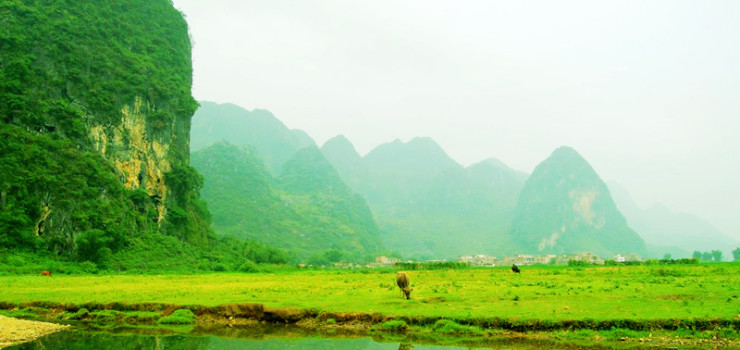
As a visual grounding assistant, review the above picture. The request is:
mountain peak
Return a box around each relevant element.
[471,157,523,173]
[509,147,646,256]
[548,146,589,163]
[322,135,359,157]
[364,137,459,170]
[191,101,317,175]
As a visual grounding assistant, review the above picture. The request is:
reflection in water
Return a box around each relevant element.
[7,332,449,350]
[7,328,634,350]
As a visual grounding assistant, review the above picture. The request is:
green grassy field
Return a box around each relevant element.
[1,264,738,322]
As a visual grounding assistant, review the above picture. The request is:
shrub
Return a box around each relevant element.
[379,320,408,332]
[238,260,259,273]
[69,308,90,320]
[124,311,160,324]
[91,310,122,324]
[432,319,484,335]
[158,309,195,325]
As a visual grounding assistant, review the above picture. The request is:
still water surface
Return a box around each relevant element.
[6,328,619,350]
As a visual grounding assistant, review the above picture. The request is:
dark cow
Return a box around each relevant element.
[41,270,53,278]
[396,272,413,299]
[511,264,520,274]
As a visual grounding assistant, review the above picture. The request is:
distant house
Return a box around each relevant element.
[374,256,401,266]
[501,254,535,266]
[459,254,497,266]
[572,252,604,265]
[534,254,557,265]
[612,254,642,263]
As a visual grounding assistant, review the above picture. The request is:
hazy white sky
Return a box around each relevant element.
[172,0,740,241]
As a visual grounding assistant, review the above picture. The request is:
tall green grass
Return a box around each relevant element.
[0,264,738,322]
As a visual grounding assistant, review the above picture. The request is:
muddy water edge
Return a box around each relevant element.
[0,301,737,349]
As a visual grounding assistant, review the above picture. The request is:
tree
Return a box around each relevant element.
[701,251,713,262]
[692,251,702,260]
[324,249,344,263]
[663,253,672,260]
[733,247,740,262]
[711,250,723,262]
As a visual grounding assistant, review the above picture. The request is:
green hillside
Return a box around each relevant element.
[192,142,383,261]
[509,147,647,256]
[0,0,216,269]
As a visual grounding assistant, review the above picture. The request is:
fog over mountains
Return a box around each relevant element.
[608,182,739,259]
[191,101,737,260]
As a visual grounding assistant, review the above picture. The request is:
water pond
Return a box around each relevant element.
[5,327,627,350]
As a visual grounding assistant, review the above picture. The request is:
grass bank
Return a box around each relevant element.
[1,264,738,346]
[2,264,738,320]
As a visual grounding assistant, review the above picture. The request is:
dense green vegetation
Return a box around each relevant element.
[0,0,196,135]
[510,146,647,256]
[0,125,130,259]
[0,233,288,275]
[191,142,383,261]
[0,1,279,270]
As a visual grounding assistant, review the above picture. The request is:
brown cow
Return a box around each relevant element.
[41,270,53,278]
[396,272,413,299]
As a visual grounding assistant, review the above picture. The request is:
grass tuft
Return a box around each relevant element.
[158,309,195,325]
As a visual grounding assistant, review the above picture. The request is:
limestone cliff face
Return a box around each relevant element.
[90,97,178,225]
[0,0,211,256]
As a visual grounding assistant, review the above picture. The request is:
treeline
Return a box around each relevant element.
[395,261,471,270]
[0,234,291,275]
[568,258,699,267]
[692,250,724,262]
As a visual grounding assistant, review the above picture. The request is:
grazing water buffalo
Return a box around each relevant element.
[511,264,520,274]
[396,272,413,299]
[41,270,53,278]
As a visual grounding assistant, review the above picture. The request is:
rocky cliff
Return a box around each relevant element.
[0,0,211,262]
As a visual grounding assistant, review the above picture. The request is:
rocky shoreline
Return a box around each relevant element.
[0,315,70,349]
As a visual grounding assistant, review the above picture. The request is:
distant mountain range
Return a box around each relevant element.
[191,101,733,260]
[322,135,526,258]
[608,181,739,259]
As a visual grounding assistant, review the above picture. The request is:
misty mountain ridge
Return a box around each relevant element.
[608,181,739,259]
[321,136,528,258]
[190,101,732,260]
[191,101,315,174]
